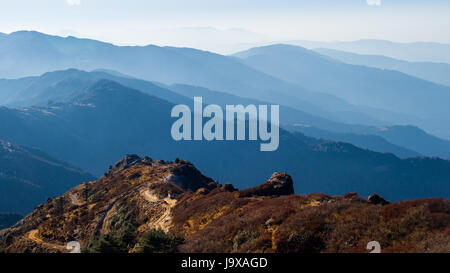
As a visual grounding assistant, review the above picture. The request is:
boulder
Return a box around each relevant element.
[223,183,238,192]
[239,172,294,197]
[368,193,389,205]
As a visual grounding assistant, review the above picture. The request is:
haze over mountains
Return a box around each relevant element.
[233,44,450,139]
[0,31,450,138]
[0,31,449,215]
[1,78,450,206]
[166,83,450,159]
[0,31,419,128]
[2,69,450,159]
[0,31,372,124]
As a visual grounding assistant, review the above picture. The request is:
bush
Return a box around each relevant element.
[85,232,127,253]
[277,230,324,253]
[135,229,183,253]
[84,202,139,253]
[53,197,68,215]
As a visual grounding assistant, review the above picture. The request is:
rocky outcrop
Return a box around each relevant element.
[368,193,390,205]
[112,154,153,172]
[239,172,294,197]
[222,183,238,192]
[169,161,218,192]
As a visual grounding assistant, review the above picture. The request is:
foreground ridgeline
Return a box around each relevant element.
[0,155,448,253]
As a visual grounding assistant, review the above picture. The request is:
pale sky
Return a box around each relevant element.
[1,0,449,53]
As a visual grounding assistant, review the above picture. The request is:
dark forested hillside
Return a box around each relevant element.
[0,139,94,213]
[0,213,22,229]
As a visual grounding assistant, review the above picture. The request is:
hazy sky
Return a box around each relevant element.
[1,0,450,53]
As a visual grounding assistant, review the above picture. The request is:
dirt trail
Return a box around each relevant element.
[143,190,159,202]
[69,193,82,206]
[141,190,177,233]
[27,229,66,251]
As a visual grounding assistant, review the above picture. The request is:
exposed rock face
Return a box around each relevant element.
[222,183,238,192]
[368,193,390,205]
[344,192,358,199]
[170,161,217,192]
[112,154,152,172]
[239,172,294,197]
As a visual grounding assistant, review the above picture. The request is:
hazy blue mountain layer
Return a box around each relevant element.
[3,69,450,159]
[168,84,433,158]
[287,125,421,159]
[0,31,391,127]
[291,124,450,160]
[234,44,450,138]
[289,39,450,64]
[0,79,448,202]
[315,48,450,86]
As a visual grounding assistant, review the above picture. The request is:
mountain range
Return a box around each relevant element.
[3,31,450,141]
[233,44,450,139]
[166,83,450,158]
[0,78,449,204]
[0,31,351,117]
[2,68,450,159]
[0,31,408,129]
[0,31,449,215]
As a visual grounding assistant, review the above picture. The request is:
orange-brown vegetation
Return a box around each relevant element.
[0,155,448,253]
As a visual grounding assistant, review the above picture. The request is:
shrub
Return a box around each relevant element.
[53,197,68,215]
[277,230,324,253]
[85,232,127,253]
[135,229,184,253]
[233,230,259,251]
[84,202,139,253]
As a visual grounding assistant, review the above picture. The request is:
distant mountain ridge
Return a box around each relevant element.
[315,48,450,86]
[288,39,450,64]
[289,124,450,160]
[288,125,422,159]
[0,68,192,108]
[234,44,450,139]
[0,79,448,201]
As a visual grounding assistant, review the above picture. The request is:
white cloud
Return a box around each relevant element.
[66,0,81,6]
[366,0,381,6]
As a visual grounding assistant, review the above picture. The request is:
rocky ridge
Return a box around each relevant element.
[0,155,448,253]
